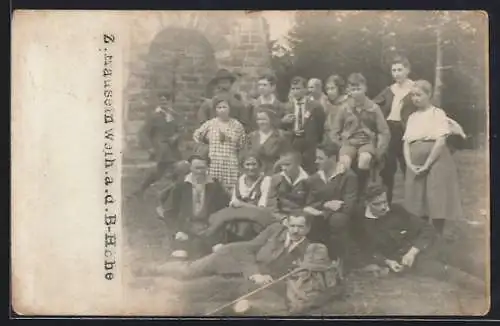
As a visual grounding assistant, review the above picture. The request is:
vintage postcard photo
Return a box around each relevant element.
[12,10,489,316]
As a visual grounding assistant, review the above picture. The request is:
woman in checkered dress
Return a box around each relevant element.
[193,94,246,193]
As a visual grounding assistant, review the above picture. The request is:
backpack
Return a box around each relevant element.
[285,243,343,314]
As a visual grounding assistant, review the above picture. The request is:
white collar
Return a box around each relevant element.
[259,94,276,105]
[281,167,309,186]
[285,232,306,251]
[391,79,414,94]
[184,173,213,185]
[317,167,342,183]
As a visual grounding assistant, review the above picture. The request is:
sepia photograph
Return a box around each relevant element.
[11,10,489,317]
[121,11,489,316]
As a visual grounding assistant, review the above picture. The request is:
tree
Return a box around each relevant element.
[274,11,486,144]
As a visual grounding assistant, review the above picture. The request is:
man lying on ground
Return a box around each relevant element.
[359,183,486,292]
[137,214,342,314]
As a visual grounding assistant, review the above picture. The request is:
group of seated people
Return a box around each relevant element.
[135,55,470,313]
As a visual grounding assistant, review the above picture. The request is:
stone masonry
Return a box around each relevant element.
[123,12,272,166]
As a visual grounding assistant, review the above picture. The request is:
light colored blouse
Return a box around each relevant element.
[403,106,450,143]
[230,174,272,207]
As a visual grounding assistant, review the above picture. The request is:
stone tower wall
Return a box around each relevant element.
[123,12,272,164]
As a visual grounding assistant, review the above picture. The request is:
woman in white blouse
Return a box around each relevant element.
[201,153,276,247]
[403,80,464,234]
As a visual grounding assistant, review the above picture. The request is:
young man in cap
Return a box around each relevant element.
[281,76,326,174]
[132,91,182,197]
[197,68,250,131]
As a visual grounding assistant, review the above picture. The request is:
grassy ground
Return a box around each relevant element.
[121,149,489,316]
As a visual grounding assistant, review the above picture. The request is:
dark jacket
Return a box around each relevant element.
[372,86,418,127]
[306,169,358,218]
[246,129,292,175]
[267,169,311,218]
[247,96,287,131]
[162,174,230,235]
[281,98,326,149]
[330,97,390,156]
[361,204,436,264]
[139,107,181,163]
[222,222,310,278]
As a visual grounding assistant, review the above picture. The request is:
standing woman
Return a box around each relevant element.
[246,104,291,175]
[403,80,464,234]
[193,94,246,194]
[323,74,349,139]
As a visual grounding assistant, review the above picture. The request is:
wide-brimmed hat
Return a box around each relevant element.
[292,243,338,272]
[209,68,237,86]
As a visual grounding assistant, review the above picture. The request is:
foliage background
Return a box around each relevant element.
[269,11,487,147]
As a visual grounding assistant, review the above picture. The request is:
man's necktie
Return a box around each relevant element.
[297,102,304,131]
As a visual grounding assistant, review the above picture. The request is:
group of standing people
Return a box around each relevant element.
[134,55,468,313]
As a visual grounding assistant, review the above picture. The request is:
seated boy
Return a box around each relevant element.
[329,73,390,190]
[267,151,311,222]
[304,143,358,274]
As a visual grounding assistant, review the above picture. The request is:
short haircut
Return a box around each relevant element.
[288,213,313,227]
[187,153,211,166]
[239,151,262,168]
[258,72,277,86]
[212,93,232,110]
[291,76,307,88]
[392,55,411,69]
[280,151,302,164]
[413,79,433,97]
[364,183,388,202]
[325,74,346,94]
[256,104,279,128]
[347,73,367,87]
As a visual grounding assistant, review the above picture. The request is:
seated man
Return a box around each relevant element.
[160,154,230,260]
[329,73,390,191]
[267,151,311,222]
[304,143,358,274]
[359,183,486,292]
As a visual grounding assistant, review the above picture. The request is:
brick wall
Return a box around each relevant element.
[124,14,271,165]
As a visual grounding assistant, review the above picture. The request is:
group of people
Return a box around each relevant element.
[134,55,468,314]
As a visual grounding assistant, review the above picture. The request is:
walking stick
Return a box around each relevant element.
[204,269,298,316]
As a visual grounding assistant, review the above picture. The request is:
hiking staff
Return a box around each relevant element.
[204,269,298,316]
